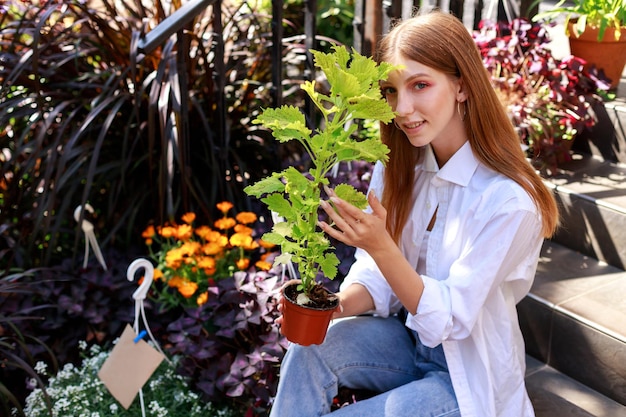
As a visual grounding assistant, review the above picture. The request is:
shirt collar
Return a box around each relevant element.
[423,141,478,187]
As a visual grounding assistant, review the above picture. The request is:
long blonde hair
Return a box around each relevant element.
[376,10,559,241]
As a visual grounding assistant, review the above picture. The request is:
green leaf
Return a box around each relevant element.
[349,96,396,122]
[319,252,339,279]
[254,106,311,143]
[261,232,287,245]
[261,194,293,220]
[244,174,285,198]
[334,184,367,209]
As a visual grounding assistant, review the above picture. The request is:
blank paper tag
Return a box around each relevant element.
[98,324,165,409]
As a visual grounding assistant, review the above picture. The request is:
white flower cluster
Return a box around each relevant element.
[15,343,239,417]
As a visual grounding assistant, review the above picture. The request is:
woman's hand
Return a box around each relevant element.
[318,189,390,254]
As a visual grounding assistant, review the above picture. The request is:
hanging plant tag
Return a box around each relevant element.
[97,324,165,409]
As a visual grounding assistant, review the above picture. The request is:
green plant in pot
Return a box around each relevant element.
[532,0,626,89]
[244,45,396,345]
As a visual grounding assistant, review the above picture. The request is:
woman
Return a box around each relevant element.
[269,10,559,417]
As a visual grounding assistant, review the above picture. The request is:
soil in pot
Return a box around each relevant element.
[282,283,339,346]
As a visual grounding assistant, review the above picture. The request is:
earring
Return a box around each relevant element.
[457,101,467,121]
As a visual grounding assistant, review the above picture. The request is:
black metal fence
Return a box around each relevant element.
[135,0,531,161]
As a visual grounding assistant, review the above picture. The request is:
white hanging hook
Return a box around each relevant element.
[125,257,170,417]
[127,258,154,301]
[74,204,107,270]
[125,257,169,362]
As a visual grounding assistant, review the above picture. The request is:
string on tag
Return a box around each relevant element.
[74,204,107,270]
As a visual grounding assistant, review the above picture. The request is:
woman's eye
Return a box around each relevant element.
[381,86,396,95]
[414,82,428,90]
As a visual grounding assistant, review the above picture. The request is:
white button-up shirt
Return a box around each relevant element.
[341,141,541,417]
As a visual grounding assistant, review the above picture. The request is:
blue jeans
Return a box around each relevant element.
[269,314,461,417]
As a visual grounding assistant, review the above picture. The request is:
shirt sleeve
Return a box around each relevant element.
[339,161,402,317]
[406,203,543,346]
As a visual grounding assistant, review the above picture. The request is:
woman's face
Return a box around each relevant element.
[381,55,468,166]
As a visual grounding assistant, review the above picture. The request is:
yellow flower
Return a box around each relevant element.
[216,201,234,214]
[202,242,223,256]
[160,225,176,238]
[181,212,196,224]
[234,224,253,235]
[168,275,184,288]
[180,241,201,257]
[175,224,194,241]
[214,217,237,230]
[255,260,272,271]
[197,256,217,275]
[203,229,224,243]
[196,291,209,306]
[177,280,198,298]
[195,225,213,240]
[236,258,250,271]
[153,268,164,281]
[235,211,257,224]
[230,232,254,248]
[165,247,185,269]
[142,225,156,244]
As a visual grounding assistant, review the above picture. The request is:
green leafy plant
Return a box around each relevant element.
[532,0,626,40]
[244,45,395,302]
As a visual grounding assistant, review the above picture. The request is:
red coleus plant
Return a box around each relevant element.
[473,18,612,174]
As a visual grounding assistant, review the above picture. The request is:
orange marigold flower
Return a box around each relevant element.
[234,224,253,235]
[216,201,234,214]
[214,217,236,230]
[165,247,185,269]
[255,260,272,271]
[168,275,184,288]
[153,268,164,281]
[230,232,254,248]
[175,224,193,241]
[180,241,201,257]
[196,292,209,306]
[235,211,257,224]
[203,229,224,243]
[142,225,156,243]
[202,242,223,256]
[236,257,250,271]
[177,280,198,298]
[197,256,216,269]
[195,225,213,240]
[160,225,177,238]
[181,212,196,224]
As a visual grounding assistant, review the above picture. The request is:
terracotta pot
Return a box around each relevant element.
[567,22,626,89]
[281,283,338,346]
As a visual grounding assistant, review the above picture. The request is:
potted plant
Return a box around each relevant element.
[244,45,396,345]
[473,18,612,174]
[532,0,626,89]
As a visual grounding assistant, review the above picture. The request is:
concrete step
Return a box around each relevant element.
[525,355,626,417]
[546,153,626,270]
[519,240,626,408]
[519,112,626,413]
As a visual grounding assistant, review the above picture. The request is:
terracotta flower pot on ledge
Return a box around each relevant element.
[567,22,626,89]
[281,282,339,346]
